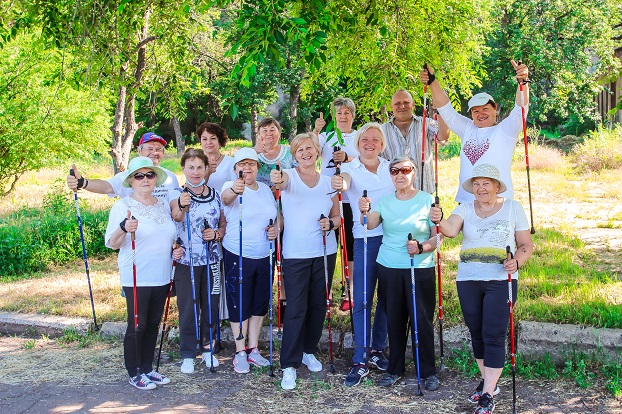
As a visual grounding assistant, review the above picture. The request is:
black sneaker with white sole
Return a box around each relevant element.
[469,379,500,403]
[369,350,389,371]
[344,364,369,387]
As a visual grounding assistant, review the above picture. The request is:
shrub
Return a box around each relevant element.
[569,127,622,173]
[439,133,461,160]
[529,145,567,171]
[0,183,111,279]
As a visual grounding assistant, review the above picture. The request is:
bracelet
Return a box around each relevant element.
[213,230,221,242]
[83,178,89,189]
[328,219,335,230]
[343,151,348,162]
[177,198,186,210]
[119,218,128,233]
[515,259,520,270]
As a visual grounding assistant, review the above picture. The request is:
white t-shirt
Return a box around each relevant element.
[107,167,179,201]
[452,199,529,282]
[318,130,358,203]
[208,155,236,194]
[105,197,177,287]
[437,102,527,204]
[221,181,277,259]
[341,156,393,239]
[169,186,223,266]
[281,168,338,258]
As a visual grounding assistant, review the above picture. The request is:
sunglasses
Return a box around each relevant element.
[133,171,157,180]
[389,166,414,176]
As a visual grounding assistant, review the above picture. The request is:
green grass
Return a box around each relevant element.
[447,345,622,397]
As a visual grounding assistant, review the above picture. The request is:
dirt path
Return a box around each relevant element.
[0,336,620,414]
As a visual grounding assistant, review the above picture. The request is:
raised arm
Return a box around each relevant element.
[511,60,530,107]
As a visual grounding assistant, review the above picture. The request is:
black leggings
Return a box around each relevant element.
[457,279,517,369]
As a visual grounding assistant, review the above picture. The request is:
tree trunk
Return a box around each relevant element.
[109,8,154,173]
[305,118,311,133]
[110,81,127,174]
[172,116,184,155]
[288,82,301,142]
[250,104,258,145]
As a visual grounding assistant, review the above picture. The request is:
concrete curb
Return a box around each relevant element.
[1,312,620,362]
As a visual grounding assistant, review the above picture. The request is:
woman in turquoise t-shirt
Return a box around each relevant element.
[358,154,440,391]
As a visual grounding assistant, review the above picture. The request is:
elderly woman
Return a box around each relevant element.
[254,117,297,187]
[331,122,392,386]
[269,133,341,390]
[430,164,533,414]
[420,61,529,204]
[358,155,439,390]
[221,147,278,373]
[198,122,236,192]
[105,156,183,390]
[169,148,227,374]
[314,97,358,310]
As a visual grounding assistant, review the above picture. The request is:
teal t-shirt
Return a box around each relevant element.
[373,191,435,269]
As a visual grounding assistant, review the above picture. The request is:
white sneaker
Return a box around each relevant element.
[202,351,220,368]
[302,353,322,372]
[180,358,195,374]
[281,367,297,390]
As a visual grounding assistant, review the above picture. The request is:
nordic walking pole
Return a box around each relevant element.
[362,190,369,363]
[69,169,98,331]
[130,222,140,379]
[420,71,428,191]
[320,214,335,373]
[236,170,244,341]
[204,219,216,373]
[517,61,535,235]
[432,115,445,373]
[335,166,354,335]
[185,207,200,345]
[408,233,424,396]
[506,246,518,414]
[275,162,284,341]
[156,237,182,373]
[268,219,275,377]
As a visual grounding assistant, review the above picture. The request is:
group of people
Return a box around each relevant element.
[67,60,534,414]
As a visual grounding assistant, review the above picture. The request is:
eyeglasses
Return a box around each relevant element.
[237,161,257,168]
[389,166,414,176]
[133,171,157,180]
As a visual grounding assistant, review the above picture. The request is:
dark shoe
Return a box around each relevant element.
[344,364,369,387]
[468,379,500,403]
[474,392,495,413]
[424,375,440,391]
[378,373,400,387]
[369,350,389,371]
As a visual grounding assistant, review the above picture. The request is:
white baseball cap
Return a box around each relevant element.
[233,147,259,166]
[467,92,495,112]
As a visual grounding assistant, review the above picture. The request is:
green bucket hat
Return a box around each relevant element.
[122,156,167,188]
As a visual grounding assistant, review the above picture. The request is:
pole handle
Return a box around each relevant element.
[506,245,514,260]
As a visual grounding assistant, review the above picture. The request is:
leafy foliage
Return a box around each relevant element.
[0,33,110,195]
[0,182,110,278]
[482,0,620,131]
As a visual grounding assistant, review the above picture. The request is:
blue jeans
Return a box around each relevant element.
[352,235,387,364]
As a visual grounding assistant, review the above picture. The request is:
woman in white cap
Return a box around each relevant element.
[430,163,533,414]
[269,132,341,390]
[105,156,183,390]
[169,148,227,374]
[221,147,278,373]
[420,61,530,204]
